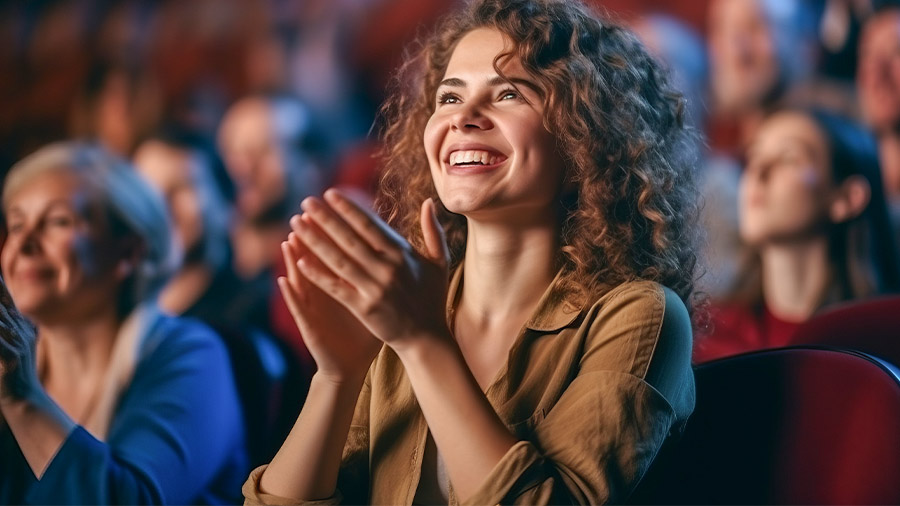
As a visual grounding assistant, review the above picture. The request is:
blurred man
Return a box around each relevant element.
[859,4,900,207]
[218,92,325,366]
[218,92,325,278]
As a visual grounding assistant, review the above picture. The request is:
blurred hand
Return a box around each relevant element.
[279,226,382,384]
[292,189,451,353]
[0,275,39,403]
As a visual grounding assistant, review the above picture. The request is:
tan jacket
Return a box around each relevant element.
[244,268,695,505]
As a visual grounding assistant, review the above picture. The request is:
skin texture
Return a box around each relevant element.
[259,28,564,501]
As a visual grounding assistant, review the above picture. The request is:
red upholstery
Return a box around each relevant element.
[629,348,900,505]
[792,296,900,367]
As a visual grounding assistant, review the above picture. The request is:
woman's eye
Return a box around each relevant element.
[500,90,519,100]
[437,92,460,105]
[47,215,74,227]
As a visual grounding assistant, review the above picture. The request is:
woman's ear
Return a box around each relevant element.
[829,175,871,224]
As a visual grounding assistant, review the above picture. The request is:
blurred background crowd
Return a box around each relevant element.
[2,0,900,501]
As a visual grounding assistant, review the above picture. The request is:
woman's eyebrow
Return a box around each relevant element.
[486,75,541,95]
[438,77,466,88]
[438,75,542,95]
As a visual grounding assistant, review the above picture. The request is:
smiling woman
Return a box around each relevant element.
[243,0,700,505]
[0,142,248,504]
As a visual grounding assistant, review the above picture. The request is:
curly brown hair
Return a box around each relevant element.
[376,0,701,310]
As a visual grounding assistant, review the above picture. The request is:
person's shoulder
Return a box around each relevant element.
[590,279,666,313]
[139,313,230,368]
[584,280,691,345]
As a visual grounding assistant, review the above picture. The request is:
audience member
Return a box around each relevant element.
[217,92,324,365]
[0,142,248,503]
[244,0,698,503]
[133,127,234,318]
[694,108,900,362]
[858,2,900,228]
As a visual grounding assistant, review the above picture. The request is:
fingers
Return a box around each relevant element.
[281,236,307,305]
[420,198,449,267]
[277,276,308,333]
[295,250,363,311]
[292,213,383,299]
[321,189,408,258]
[297,197,387,274]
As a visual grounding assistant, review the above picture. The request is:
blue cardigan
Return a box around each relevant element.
[0,313,248,504]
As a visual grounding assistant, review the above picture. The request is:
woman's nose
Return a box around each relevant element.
[15,224,42,256]
[450,103,493,131]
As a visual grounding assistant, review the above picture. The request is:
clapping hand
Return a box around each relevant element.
[290,189,451,353]
[279,223,383,384]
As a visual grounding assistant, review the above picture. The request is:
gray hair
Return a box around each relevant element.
[3,141,179,315]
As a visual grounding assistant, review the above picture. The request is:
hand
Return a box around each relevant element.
[279,226,382,384]
[0,275,39,403]
[292,189,451,352]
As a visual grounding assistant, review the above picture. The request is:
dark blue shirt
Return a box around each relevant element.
[0,313,248,504]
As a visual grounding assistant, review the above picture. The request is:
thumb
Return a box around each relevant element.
[420,198,449,267]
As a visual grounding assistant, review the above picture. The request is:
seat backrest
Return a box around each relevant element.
[629,347,900,505]
[792,296,900,367]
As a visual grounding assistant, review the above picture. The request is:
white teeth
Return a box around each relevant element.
[449,150,499,166]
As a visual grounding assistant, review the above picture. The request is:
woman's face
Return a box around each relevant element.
[1,169,123,323]
[133,140,204,253]
[708,0,779,114]
[423,27,565,222]
[739,112,833,245]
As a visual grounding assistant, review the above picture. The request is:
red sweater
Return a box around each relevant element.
[693,303,802,363]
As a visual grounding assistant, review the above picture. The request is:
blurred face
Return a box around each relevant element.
[708,0,780,115]
[2,170,123,323]
[133,140,203,253]
[858,10,900,132]
[218,98,287,221]
[423,28,565,222]
[740,112,833,245]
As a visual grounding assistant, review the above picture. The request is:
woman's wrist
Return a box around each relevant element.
[392,328,459,372]
[310,368,368,393]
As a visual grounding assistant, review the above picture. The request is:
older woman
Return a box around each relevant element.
[0,142,248,504]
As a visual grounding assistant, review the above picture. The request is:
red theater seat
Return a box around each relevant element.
[629,347,900,505]
[792,296,900,367]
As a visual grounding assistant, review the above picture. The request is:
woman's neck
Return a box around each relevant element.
[37,310,121,393]
[459,217,559,329]
[759,236,831,322]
